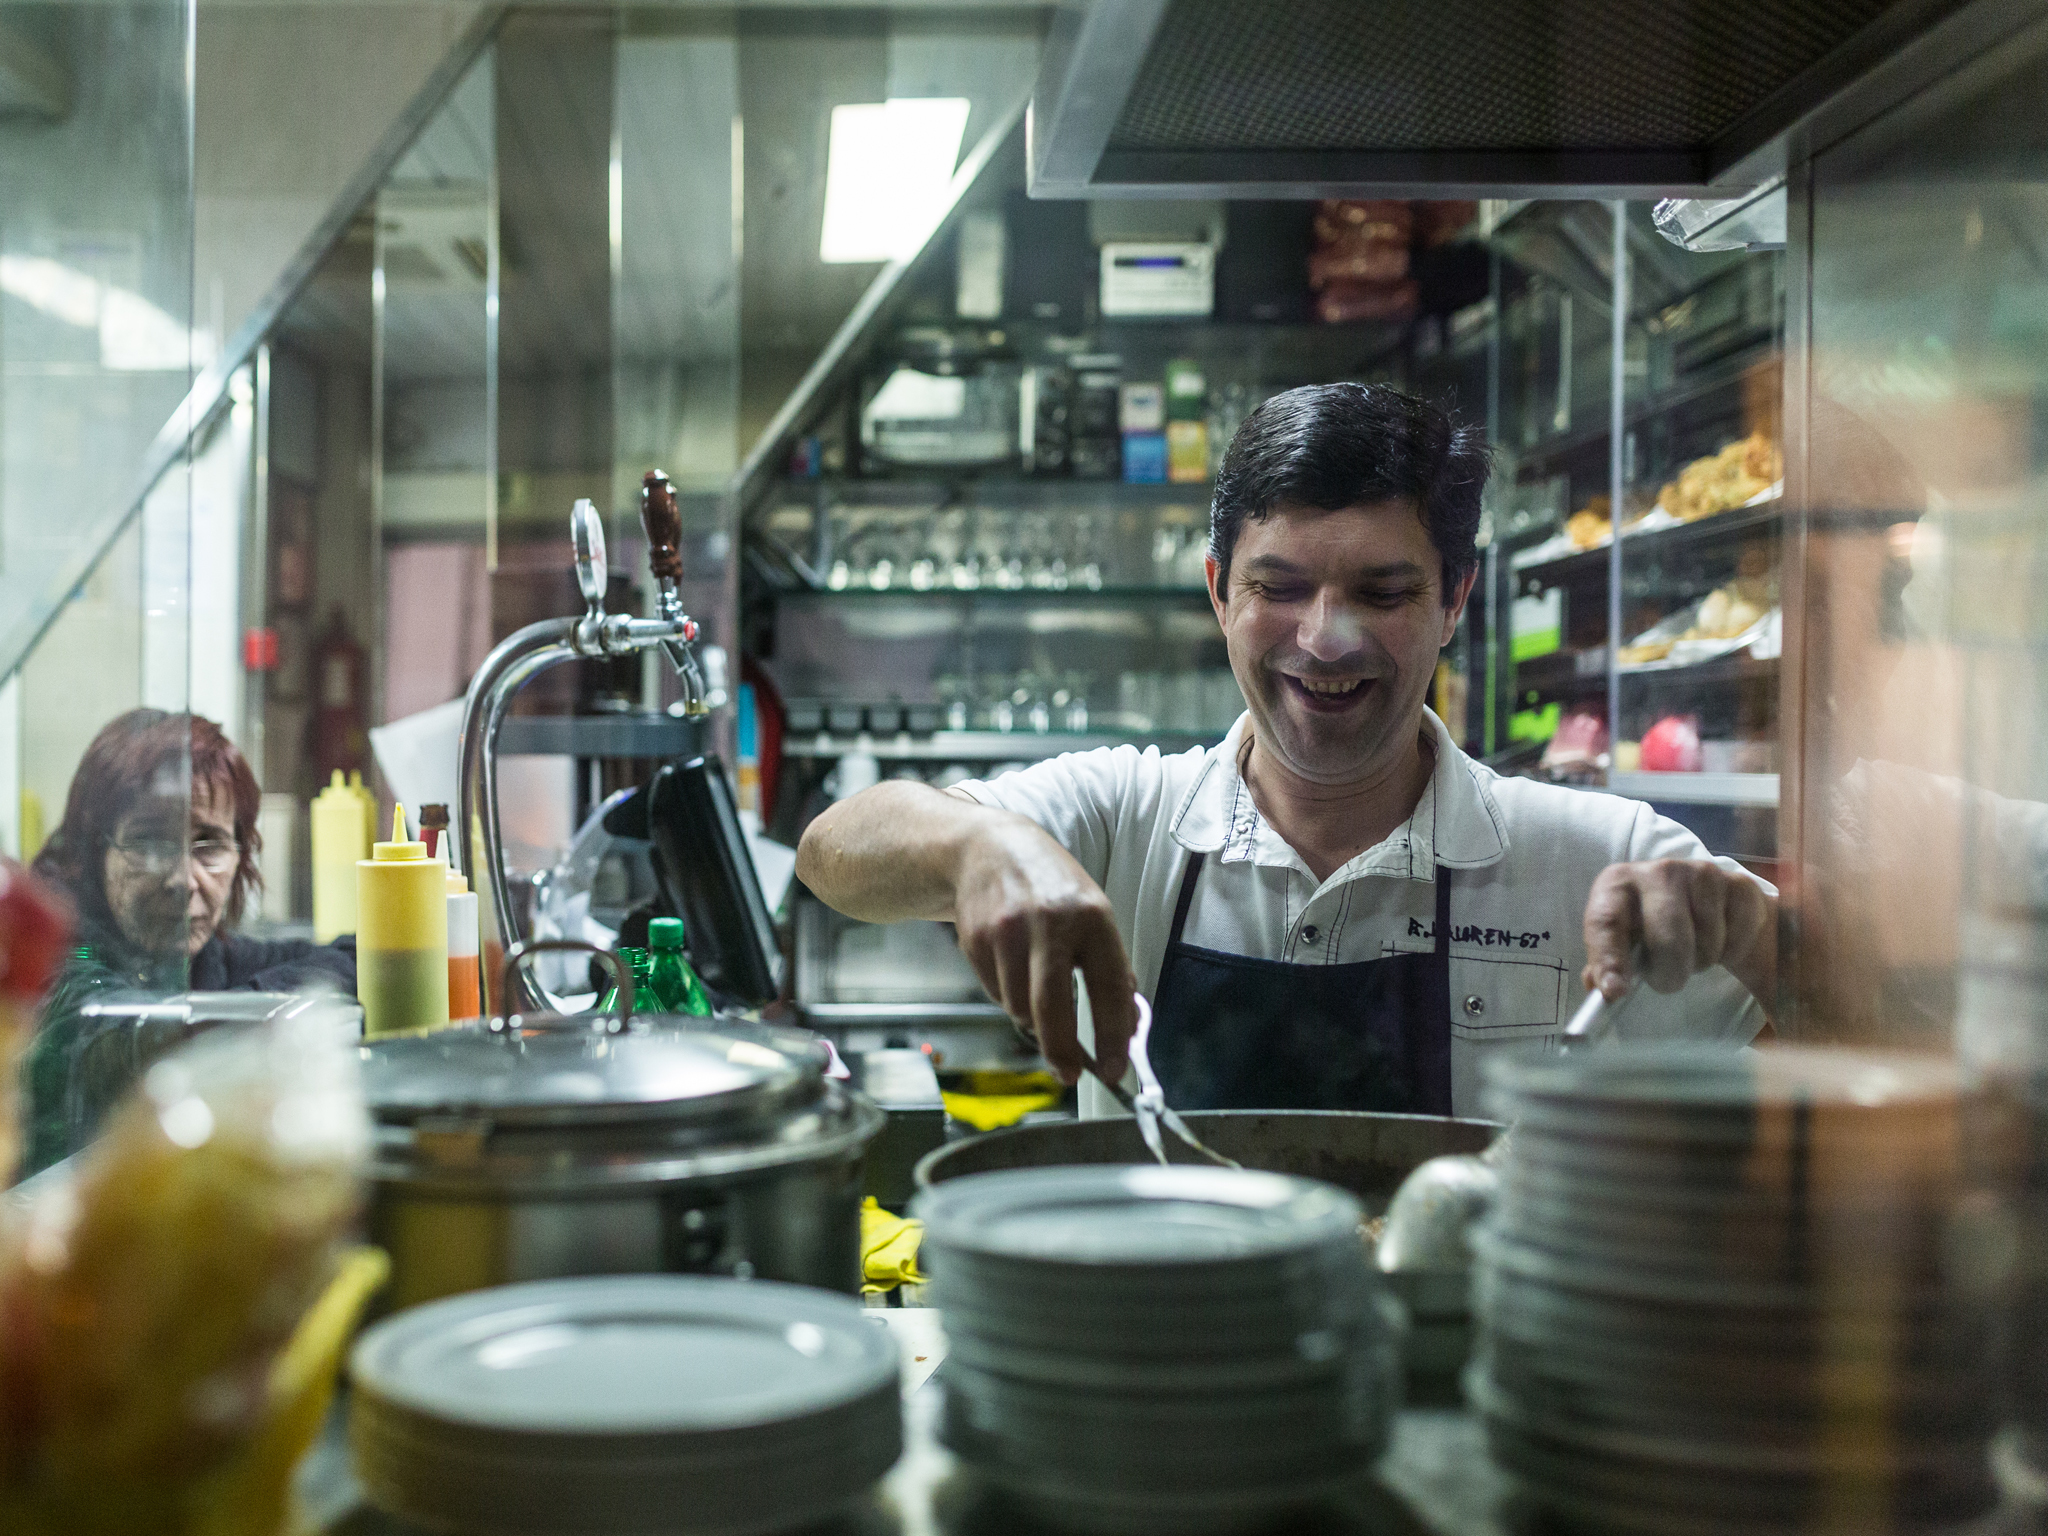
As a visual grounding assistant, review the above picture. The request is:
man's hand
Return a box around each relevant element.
[795,781,1138,1087]
[1582,859,1775,1012]
[953,818,1138,1086]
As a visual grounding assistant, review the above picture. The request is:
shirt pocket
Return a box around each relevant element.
[1449,954,1566,1042]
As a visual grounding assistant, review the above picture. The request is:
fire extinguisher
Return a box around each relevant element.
[309,608,369,785]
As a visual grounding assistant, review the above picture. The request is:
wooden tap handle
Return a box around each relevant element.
[640,470,683,582]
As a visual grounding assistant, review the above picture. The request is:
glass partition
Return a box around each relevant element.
[1790,19,2048,1054]
[0,0,199,1174]
[374,50,497,734]
[1790,11,2048,1484]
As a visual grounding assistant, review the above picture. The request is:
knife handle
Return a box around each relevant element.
[640,469,683,583]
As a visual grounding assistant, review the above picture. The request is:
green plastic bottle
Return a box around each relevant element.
[647,917,713,1016]
[599,946,665,1018]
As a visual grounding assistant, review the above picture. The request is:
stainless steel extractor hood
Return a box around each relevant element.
[1028,0,2043,198]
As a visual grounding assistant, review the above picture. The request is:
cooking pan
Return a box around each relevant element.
[914,1109,1501,1214]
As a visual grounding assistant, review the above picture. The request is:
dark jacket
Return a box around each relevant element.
[20,928,357,1177]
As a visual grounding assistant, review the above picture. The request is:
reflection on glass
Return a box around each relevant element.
[1794,39,2048,1052]
[25,711,350,1173]
[1792,30,2048,1477]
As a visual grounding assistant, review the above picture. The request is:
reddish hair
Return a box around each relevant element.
[32,710,263,935]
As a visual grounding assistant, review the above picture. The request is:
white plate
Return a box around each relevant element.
[1484,1043,1960,1117]
[915,1164,1362,1267]
[350,1274,898,1434]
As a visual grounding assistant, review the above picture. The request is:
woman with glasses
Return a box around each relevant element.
[22,709,356,1171]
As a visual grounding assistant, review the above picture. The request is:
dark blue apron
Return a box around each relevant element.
[1147,851,1455,1115]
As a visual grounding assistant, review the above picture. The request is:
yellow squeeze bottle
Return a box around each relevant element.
[348,768,377,828]
[311,770,372,941]
[357,804,451,1038]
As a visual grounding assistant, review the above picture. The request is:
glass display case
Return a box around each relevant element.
[1484,200,1785,869]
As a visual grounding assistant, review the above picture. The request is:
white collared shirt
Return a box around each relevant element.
[955,709,1768,1119]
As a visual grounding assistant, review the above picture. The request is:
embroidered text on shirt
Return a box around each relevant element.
[1408,919,1552,950]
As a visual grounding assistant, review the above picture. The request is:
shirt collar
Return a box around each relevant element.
[1169,708,1511,884]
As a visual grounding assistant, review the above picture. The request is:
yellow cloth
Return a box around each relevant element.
[941,1090,1062,1131]
[939,1068,1065,1131]
[860,1196,926,1294]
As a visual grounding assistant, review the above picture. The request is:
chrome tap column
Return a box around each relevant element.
[456,471,710,1011]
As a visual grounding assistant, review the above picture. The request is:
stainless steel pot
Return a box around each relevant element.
[914,1109,1500,1209]
[362,1015,884,1312]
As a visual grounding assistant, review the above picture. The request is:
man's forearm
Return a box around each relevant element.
[796,781,994,923]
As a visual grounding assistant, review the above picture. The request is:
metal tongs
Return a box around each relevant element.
[1080,994,1240,1170]
[1560,944,1646,1050]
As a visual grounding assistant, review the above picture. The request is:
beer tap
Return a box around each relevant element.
[455,472,711,1010]
[640,470,711,720]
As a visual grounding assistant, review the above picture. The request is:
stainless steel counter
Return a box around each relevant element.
[304,1308,2048,1536]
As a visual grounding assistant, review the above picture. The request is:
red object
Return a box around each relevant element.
[1641,715,1704,773]
[1542,705,1609,772]
[1308,243,1409,288]
[243,627,280,672]
[1313,200,1414,247]
[448,955,482,1021]
[0,861,72,1002]
[309,607,369,784]
[1315,279,1420,325]
[740,657,787,823]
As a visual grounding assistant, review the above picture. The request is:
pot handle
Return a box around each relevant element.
[498,938,635,1031]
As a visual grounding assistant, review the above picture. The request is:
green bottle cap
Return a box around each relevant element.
[648,917,685,951]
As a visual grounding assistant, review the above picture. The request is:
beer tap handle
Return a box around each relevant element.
[571,498,607,617]
[640,470,683,586]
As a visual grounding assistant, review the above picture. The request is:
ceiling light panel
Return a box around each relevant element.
[819,97,970,264]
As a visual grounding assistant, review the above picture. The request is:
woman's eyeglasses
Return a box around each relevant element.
[109,837,239,876]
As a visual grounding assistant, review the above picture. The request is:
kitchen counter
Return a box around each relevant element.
[304,1307,2048,1536]
[303,1309,1516,1536]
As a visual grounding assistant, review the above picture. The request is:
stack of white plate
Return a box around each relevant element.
[350,1275,901,1536]
[1475,1045,2000,1536]
[916,1164,1399,1534]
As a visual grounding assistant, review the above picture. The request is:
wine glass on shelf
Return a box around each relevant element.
[987,672,1017,733]
[1023,674,1052,735]
[1060,672,1092,733]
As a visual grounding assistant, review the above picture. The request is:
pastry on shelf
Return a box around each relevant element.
[1618,567,1779,669]
[1692,582,1768,640]
[1653,431,1782,523]
[1565,498,1611,550]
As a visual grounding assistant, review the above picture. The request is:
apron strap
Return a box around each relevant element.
[1423,862,1456,1115]
[1167,850,1205,950]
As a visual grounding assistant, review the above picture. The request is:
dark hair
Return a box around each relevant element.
[31,709,263,936]
[1209,383,1491,602]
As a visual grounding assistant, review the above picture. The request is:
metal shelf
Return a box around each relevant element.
[1603,771,1779,807]
[783,584,1212,602]
[496,714,705,758]
[1516,650,1777,701]
[767,475,1214,509]
[783,729,1222,762]
[799,1001,1010,1024]
[1513,495,1784,589]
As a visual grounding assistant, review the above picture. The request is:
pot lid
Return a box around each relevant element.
[362,1022,819,1130]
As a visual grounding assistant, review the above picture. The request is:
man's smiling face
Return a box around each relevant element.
[1209,500,1473,785]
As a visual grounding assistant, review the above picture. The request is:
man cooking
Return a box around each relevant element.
[797,383,1774,1118]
